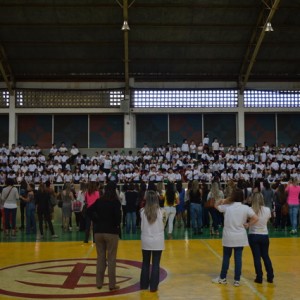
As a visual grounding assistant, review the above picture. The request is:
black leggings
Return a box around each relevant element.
[38,211,55,235]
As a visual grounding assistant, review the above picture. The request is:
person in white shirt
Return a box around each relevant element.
[55,169,64,184]
[143,151,152,163]
[141,143,150,154]
[53,152,62,163]
[197,142,204,159]
[246,192,274,284]
[203,133,209,149]
[212,138,220,154]
[141,170,149,183]
[103,155,112,175]
[53,161,62,173]
[59,142,68,153]
[89,170,99,182]
[49,143,58,159]
[181,139,189,154]
[112,150,121,163]
[184,165,193,182]
[69,144,79,164]
[174,169,182,182]
[167,168,176,182]
[28,160,37,173]
[148,167,157,182]
[98,169,107,183]
[212,189,258,287]
[140,190,165,292]
[63,170,73,183]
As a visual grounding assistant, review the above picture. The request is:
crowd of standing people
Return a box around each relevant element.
[0,139,300,291]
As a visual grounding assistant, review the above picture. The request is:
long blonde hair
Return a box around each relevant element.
[143,190,160,224]
[210,182,222,201]
[251,192,265,215]
[225,179,236,198]
[191,180,200,195]
[156,182,165,195]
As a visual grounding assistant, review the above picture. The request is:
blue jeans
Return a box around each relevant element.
[248,234,274,281]
[190,203,202,232]
[140,250,162,291]
[220,246,243,281]
[209,207,221,231]
[4,208,17,230]
[126,211,136,234]
[26,202,36,234]
[289,205,299,231]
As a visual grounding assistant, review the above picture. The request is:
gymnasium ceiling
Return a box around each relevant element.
[0,0,300,92]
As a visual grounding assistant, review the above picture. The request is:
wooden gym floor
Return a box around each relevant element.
[0,227,299,300]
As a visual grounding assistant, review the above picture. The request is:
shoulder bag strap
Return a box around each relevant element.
[3,186,14,201]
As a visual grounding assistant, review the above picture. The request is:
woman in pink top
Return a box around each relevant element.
[84,182,100,243]
[285,178,300,234]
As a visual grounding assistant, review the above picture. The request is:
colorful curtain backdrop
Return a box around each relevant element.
[277,113,300,146]
[204,114,236,146]
[90,115,123,148]
[54,115,88,148]
[169,114,202,145]
[18,115,52,148]
[245,114,276,147]
[0,115,9,145]
[136,114,168,148]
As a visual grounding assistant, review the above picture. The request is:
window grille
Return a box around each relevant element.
[0,90,10,107]
[132,89,238,108]
[244,90,300,108]
[15,89,124,108]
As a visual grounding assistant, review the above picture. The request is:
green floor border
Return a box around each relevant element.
[0,224,298,243]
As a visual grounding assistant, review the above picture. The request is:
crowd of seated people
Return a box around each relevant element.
[0,140,299,187]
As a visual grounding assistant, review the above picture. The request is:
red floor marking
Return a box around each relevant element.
[61,263,86,289]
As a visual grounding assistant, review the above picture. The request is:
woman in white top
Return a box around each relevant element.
[140,190,165,293]
[246,192,274,284]
[212,189,258,287]
[1,178,20,238]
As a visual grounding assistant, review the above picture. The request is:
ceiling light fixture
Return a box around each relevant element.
[121,20,130,31]
[265,22,274,32]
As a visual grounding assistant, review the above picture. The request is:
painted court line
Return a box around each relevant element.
[83,243,96,258]
[201,240,267,300]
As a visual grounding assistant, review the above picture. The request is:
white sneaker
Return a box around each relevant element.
[233,280,240,287]
[52,234,58,239]
[212,277,227,284]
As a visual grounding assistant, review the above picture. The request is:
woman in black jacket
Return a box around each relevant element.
[35,182,58,240]
[93,182,121,291]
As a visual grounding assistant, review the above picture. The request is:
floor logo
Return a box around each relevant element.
[0,258,167,298]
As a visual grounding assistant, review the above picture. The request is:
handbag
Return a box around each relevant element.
[72,200,82,213]
[204,198,215,209]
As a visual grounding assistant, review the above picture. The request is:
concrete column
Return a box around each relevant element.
[124,113,136,148]
[237,93,245,147]
[8,93,16,147]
